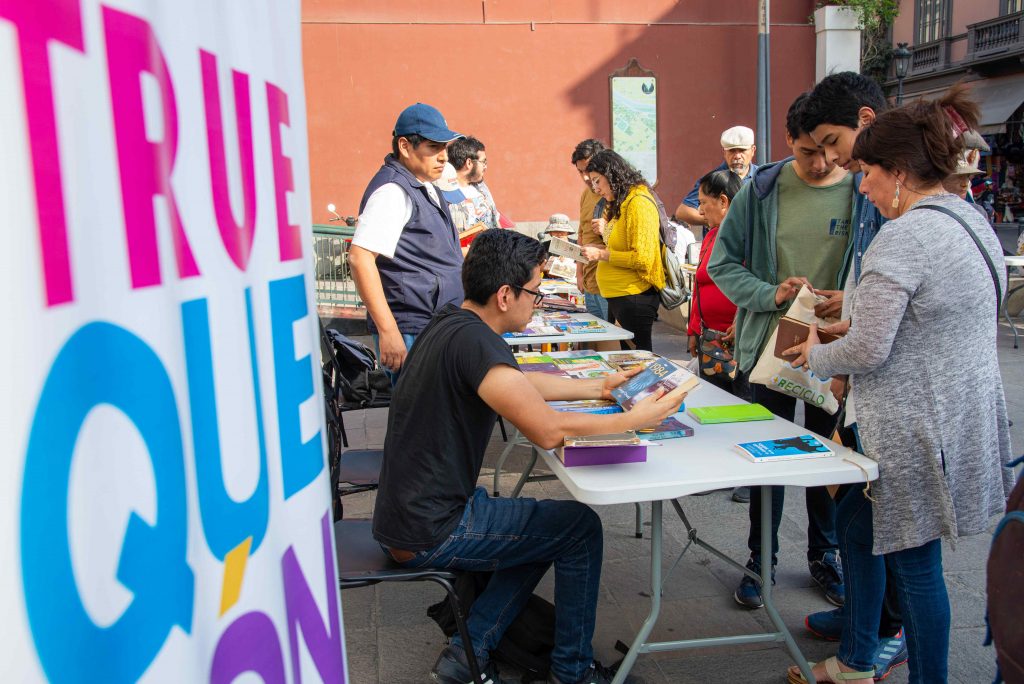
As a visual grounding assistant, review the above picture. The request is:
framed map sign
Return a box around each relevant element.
[610,59,658,185]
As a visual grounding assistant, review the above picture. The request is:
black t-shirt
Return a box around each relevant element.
[372,304,518,550]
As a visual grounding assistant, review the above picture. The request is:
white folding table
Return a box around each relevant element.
[502,312,634,347]
[517,378,878,683]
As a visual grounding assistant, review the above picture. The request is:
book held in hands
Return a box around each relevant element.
[609,358,700,410]
[546,236,587,263]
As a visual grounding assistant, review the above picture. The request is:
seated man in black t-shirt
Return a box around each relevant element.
[372,229,686,684]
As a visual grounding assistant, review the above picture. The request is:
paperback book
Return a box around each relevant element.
[546,236,587,263]
[609,358,700,410]
[688,403,774,424]
[734,434,833,462]
[558,431,646,467]
[538,296,585,313]
[637,416,694,440]
[554,321,607,334]
[548,399,623,414]
[552,356,614,375]
[515,353,555,364]
[503,325,561,338]
[519,363,565,375]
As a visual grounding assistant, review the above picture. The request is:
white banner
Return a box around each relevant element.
[0,0,348,680]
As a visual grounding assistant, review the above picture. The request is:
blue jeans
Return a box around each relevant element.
[372,332,416,386]
[400,488,603,682]
[584,292,609,321]
[837,490,949,683]
[746,382,839,565]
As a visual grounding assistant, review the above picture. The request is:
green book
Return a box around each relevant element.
[687,403,775,424]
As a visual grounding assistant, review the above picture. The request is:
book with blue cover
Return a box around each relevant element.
[548,399,623,414]
[734,434,833,462]
[637,416,694,440]
[609,358,699,410]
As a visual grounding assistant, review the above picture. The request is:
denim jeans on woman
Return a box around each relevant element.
[398,487,604,683]
[837,487,949,683]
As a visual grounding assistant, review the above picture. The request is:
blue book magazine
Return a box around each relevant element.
[609,358,699,410]
[735,435,833,462]
[637,416,694,441]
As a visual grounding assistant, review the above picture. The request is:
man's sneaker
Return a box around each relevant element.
[431,646,507,684]
[805,607,843,641]
[873,630,908,681]
[548,661,616,684]
[733,558,774,609]
[809,551,845,607]
[731,486,751,503]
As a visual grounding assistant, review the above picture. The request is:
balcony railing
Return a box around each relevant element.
[907,38,951,76]
[966,10,1024,61]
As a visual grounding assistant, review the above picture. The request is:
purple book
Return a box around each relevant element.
[557,444,647,467]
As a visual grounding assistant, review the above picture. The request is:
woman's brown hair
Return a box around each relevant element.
[851,83,980,185]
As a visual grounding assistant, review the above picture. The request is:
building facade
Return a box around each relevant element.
[889,0,1024,230]
[301,0,818,225]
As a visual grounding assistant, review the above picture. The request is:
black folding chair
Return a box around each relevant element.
[335,519,483,683]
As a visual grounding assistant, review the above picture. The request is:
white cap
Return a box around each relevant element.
[434,162,460,192]
[720,126,755,150]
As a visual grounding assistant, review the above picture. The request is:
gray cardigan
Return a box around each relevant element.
[808,194,1014,555]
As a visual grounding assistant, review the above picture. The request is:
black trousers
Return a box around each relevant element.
[744,381,840,565]
[606,287,660,352]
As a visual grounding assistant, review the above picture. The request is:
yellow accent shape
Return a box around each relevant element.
[219,536,252,617]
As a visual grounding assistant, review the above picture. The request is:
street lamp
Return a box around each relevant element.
[893,42,912,104]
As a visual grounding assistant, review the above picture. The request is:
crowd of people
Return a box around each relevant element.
[345,72,1015,684]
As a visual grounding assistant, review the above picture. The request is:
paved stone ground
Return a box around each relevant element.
[335,317,1023,684]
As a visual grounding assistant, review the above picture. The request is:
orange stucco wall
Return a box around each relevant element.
[302,0,817,224]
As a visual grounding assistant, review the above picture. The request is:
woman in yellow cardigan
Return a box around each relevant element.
[580,150,664,351]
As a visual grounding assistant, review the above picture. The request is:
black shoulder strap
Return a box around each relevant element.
[913,204,1003,304]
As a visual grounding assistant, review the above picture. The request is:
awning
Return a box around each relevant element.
[965,74,1024,134]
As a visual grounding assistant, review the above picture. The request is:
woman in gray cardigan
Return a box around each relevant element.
[785,89,1014,683]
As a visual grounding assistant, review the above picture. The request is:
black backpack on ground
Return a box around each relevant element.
[428,572,556,683]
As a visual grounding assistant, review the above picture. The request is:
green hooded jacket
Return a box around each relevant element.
[706,158,860,372]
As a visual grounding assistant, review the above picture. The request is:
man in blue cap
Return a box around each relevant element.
[349,103,466,379]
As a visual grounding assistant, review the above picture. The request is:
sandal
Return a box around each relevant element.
[787,656,875,683]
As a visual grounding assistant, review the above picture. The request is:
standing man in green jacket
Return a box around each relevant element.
[707,93,860,611]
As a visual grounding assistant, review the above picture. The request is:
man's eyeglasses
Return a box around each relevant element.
[512,285,544,306]
[475,157,488,167]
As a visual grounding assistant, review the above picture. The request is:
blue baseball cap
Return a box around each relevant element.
[393,103,463,143]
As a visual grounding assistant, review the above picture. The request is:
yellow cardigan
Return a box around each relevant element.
[596,185,665,298]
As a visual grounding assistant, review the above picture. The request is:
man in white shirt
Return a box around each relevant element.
[348,103,465,378]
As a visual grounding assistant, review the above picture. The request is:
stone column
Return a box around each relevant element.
[814,5,862,83]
